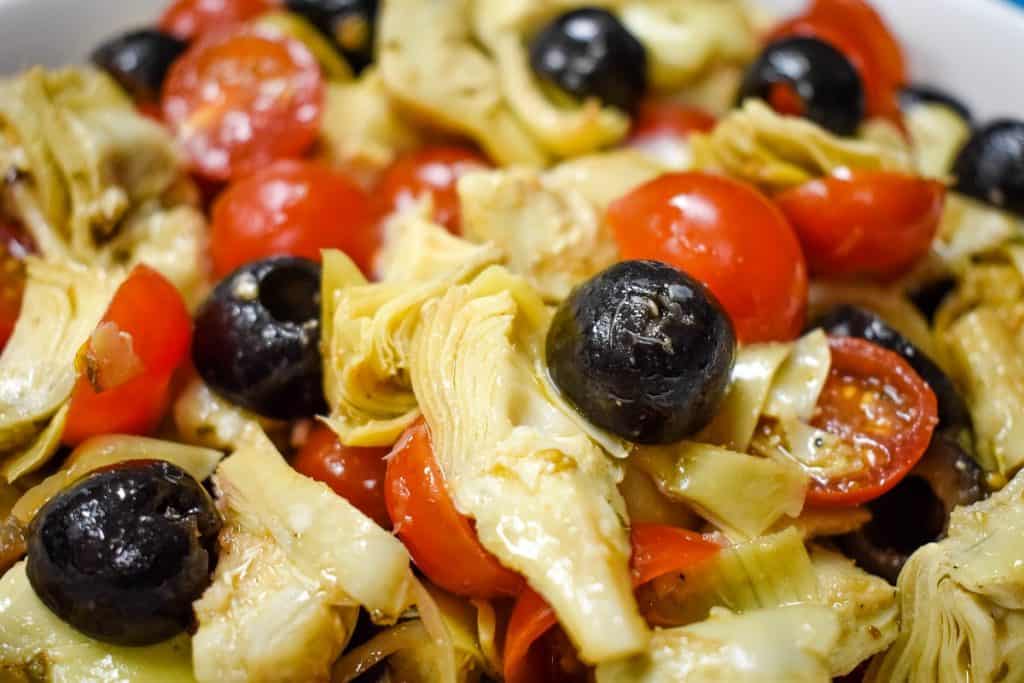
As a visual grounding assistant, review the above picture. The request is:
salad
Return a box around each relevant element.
[0,0,1022,681]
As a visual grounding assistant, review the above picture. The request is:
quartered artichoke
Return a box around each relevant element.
[193,426,412,683]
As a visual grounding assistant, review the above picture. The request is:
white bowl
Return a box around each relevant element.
[0,0,1021,119]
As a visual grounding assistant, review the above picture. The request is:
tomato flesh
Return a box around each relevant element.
[608,172,808,343]
[162,26,324,181]
[806,336,938,506]
[211,160,377,277]
[775,171,945,280]
[160,0,277,41]
[293,424,390,529]
[63,266,192,446]
[384,419,523,599]
[628,100,716,141]
[375,146,490,234]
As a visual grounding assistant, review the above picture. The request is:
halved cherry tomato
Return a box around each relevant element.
[210,159,377,277]
[775,171,946,280]
[160,0,277,41]
[503,524,721,683]
[0,219,35,351]
[162,26,324,181]
[805,336,938,507]
[375,146,490,234]
[293,424,390,529]
[384,419,524,599]
[63,266,192,446]
[770,0,906,121]
[607,172,808,343]
[629,100,717,141]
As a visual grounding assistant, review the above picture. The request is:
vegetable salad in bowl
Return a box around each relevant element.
[0,0,1022,681]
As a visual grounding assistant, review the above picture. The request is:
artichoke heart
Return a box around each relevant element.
[866,469,1024,683]
[193,426,412,683]
[692,100,913,192]
[595,605,840,683]
[409,265,648,663]
[0,259,122,482]
[904,102,972,179]
[0,562,196,682]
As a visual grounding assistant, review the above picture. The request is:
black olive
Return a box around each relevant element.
[838,432,986,583]
[737,36,864,136]
[900,83,973,126]
[193,257,326,420]
[953,120,1024,217]
[547,260,736,444]
[528,8,648,112]
[26,460,221,645]
[285,0,378,72]
[90,29,187,103]
[814,305,971,436]
[908,277,957,324]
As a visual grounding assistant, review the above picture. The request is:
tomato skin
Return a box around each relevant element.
[63,266,192,446]
[160,0,277,41]
[293,424,390,529]
[775,171,945,280]
[211,160,377,277]
[503,524,721,683]
[0,220,35,351]
[162,26,324,181]
[608,172,808,343]
[629,100,716,141]
[375,147,490,234]
[384,419,524,599]
[770,0,906,121]
[807,336,938,507]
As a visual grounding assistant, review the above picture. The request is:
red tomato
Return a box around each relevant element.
[375,147,490,234]
[211,160,377,277]
[607,172,808,343]
[160,0,277,41]
[770,0,906,121]
[503,524,721,683]
[629,100,717,141]
[162,26,324,181]
[293,424,390,529]
[63,266,192,446]
[775,171,944,280]
[384,419,524,599]
[0,220,35,350]
[806,336,938,507]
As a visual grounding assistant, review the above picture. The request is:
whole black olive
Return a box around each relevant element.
[26,460,221,645]
[193,257,326,420]
[547,260,736,444]
[90,29,187,102]
[815,305,971,435]
[838,432,986,583]
[737,36,864,136]
[953,120,1024,217]
[528,8,648,112]
[900,83,973,125]
[285,0,378,72]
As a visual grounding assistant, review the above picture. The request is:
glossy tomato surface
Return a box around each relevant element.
[211,160,377,277]
[608,172,808,343]
[162,26,324,180]
[160,0,277,41]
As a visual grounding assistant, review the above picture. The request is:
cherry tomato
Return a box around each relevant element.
[607,172,808,343]
[211,160,377,277]
[806,336,938,507]
[293,424,390,528]
[63,266,192,446]
[375,146,490,234]
[384,419,523,599]
[162,26,324,181]
[770,0,906,121]
[775,171,945,280]
[160,0,277,41]
[0,220,35,351]
[503,524,721,683]
[628,100,716,141]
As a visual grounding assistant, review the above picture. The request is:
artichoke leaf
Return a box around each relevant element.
[633,442,807,540]
[543,149,666,210]
[933,193,1024,274]
[692,100,913,192]
[595,605,839,683]
[762,330,831,421]
[410,266,648,663]
[173,374,268,451]
[0,562,196,682]
[193,426,410,683]
[0,403,68,483]
[905,103,971,179]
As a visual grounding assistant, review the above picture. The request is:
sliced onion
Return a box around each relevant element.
[331,620,430,683]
